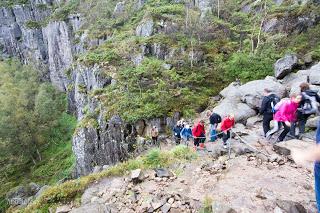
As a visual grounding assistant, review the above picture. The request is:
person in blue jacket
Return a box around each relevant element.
[181,124,192,146]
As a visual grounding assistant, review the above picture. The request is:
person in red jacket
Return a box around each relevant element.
[220,114,235,148]
[192,120,206,147]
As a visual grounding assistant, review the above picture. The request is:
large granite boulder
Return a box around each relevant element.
[309,63,320,85]
[274,54,298,79]
[238,77,286,109]
[212,99,256,123]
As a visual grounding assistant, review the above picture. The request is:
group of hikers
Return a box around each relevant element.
[172,113,235,149]
[260,82,320,142]
[150,81,320,211]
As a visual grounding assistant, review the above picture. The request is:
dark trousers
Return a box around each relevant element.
[262,113,273,136]
[222,131,230,144]
[194,133,205,147]
[290,113,310,136]
[152,137,158,145]
[175,136,181,145]
[278,122,290,141]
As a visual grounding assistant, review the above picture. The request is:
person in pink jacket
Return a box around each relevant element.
[274,93,302,142]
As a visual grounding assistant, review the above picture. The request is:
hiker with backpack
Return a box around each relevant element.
[260,89,280,137]
[151,126,159,146]
[273,93,302,142]
[291,83,320,139]
[180,124,192,146]
[207,111,222,142]
[219,114,235,148]
[192,120,206,148]
[173,121,183,145]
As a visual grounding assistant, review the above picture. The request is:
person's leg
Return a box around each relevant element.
[262,114,272,137]
[277,122,290,142]
[222,131,230,146]
[299,114,310,135]
[289,122,296,137]
[314,163,320,212]
[266,121,279,138]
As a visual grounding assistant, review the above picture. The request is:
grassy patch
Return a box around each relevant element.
[23,145,196,212]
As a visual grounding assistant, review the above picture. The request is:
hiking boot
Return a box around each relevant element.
[223,142,227,149]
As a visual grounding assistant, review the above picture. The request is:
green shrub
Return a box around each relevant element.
[25,20,43,29]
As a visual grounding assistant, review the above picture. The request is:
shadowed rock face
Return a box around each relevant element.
[72,115,132,177]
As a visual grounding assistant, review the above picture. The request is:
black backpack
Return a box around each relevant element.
[209,113,221,125]
[268,95,280,114]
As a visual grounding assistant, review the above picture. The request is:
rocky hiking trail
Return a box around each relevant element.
[55,119,318,213]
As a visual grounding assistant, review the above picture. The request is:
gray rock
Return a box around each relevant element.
[102,165,110,170]
[256,153,269,163]
[306,116,319,129]
[56,205,72,213]
[219,82,241,99]
[161,203,171,213]
[35,185,49,199]
[239,78,286,109]
[70,203,112,213]
[212,99,256,123]
[273,139,313,157]
[154,168,173,178]
[151,198,166,210]
[246,116,263,127]
[136,19,154,37]
[212,202,237,213]
[113,2,125,17]
[276,200,307,213]
[274,54,298,79]
[72,115,130,177]
[131,169,144,183]
[309,63,320,85]
[263,18,279,32]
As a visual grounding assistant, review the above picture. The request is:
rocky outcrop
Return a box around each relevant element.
[72,115,133,176]
[274,54,298,79]
[136,19,154,37]
[6,183,41,208]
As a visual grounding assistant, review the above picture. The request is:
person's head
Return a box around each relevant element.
[264,88,271,96]
[228,114,235,120]
[153,126,157,129]
[290,93,302,104]
[186,124,190,129]
[200,120,205,125]
[299,82,310,92]
[206,110,212,117]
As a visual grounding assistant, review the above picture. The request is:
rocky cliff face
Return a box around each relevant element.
[0,0,182,176]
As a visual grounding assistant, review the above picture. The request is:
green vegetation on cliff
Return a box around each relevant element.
[61,0,320,123]
[0,61,77,212]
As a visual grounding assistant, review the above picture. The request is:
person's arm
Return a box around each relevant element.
[260,97,268,114]
[292,144,320,165]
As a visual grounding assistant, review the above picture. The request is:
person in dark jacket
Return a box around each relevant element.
[173,121,183,145]
[291,83,320,138]
[260,89,279,137]
[207,111,221,142]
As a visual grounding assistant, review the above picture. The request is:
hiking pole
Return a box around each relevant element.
[231,130,270,157]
